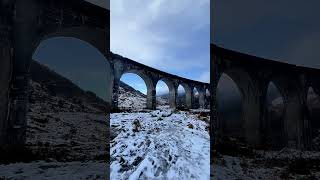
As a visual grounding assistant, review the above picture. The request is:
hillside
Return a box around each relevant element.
[0,60,211,178]
[26,60,160,161]
[27,60,109,161]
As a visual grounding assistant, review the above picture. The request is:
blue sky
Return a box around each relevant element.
[112,0,210,95]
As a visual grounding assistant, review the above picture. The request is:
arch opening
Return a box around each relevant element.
[193,87,200,108]
[307,87,320,150]
[156,80,170,109]
[29,37,110,160]
[119,72,148,110]
[177,85,187,108]
[265,81,285,148]
[217,73,243,140]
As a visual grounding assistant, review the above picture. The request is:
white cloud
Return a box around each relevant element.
[156,81,169,95]
[111,0,210,79]
[198,71,210,83]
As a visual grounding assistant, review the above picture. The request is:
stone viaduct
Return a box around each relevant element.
[0,0,209,148]
[0,0,110,146]
[211,44,320,150]
[110,52,210,111]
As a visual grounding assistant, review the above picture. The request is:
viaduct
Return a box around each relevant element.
[211,44,320,150]
[110,52,210,111]
[0,0,209,147]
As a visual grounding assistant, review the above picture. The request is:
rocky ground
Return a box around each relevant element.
[0,60,211,179]
[212,147,320,180]
[0,161,108,180]
[26,80,108,162]
[0,61,110,179]
[110,107,210,179]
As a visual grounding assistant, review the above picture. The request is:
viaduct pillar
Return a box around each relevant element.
[147,82,156,110]
[185,89,192,109]
[169,84,178,109]
[198,87,205,108]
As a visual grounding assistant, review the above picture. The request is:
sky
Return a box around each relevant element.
[112,0,210,94]
[212,0,320,106]
[212,0,320,68]
[33,37,110,100]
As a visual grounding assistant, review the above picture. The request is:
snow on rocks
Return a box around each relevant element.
[110,108,210,179]
[0,161,108,180]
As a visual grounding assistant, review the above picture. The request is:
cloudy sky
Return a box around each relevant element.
[212,0,320,106]
[212,0,320,68]
[111,0,210,95]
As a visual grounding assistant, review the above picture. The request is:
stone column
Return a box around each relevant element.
[185,88,192,109]
[191,89,198,109]
[7,74,30,145]
[169,85,177,109]
[198,88,205,109]
[6,0,39,145]
[111,60,124,111]
[147,83,156,110]
[283,93,304,149]
[111,77,120,111]
[0,47,12,145]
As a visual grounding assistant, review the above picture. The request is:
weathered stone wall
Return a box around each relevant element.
[212,44,320,150]
[0,0,110,146]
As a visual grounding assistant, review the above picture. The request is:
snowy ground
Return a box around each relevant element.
[110,107,210,179]
[0,161,108,180]
[212,149,320,180]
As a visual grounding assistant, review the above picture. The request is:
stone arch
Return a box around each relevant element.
[30,27,111,105]
[217,73,244,140]
[265,81,285,148]
[217,67,262,145]
[33,27,108,58]
[26,37,111,156]
[196,86,206,108]
[178,83,192,109]
[119,69,155,109]
[9,27,111,145]
[192,87,200,108]
[2,0,110,146]
[157,78,177,108]
[270,75,304,148]
[306,86,320,150]
[32,32,111,101]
